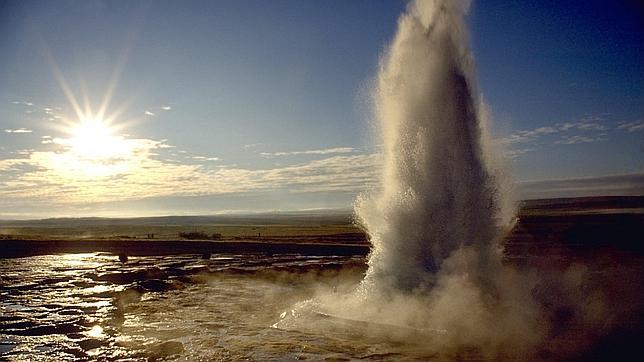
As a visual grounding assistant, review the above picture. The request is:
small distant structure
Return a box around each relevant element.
[179,231,209,240]
[146,233,155,239]
[118,253,128,263]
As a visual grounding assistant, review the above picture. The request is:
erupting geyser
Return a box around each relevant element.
[356,0,510,292]
[279,1,535,353]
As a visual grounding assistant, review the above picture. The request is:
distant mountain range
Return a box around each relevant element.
[1,196,642,228]
[519,195,644,212]
[0,208,355,228]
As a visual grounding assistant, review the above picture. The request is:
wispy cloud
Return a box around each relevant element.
[243,143,261,149]
[11,101,34,106]
[497,115,635,158]
[617,120,644,133]
[192,156,220,161]
[4,133,641,209]
[499,117,609,146]
[557,118,608,131]
[4,128,33,134]
[499,127,557,145]
[499,117,609,145]
[161,106,172,111]
[0,136,378,207]
[260,147,356,157]
[144,111,155,116]
[505,148,536,159]
[554,134,607,145]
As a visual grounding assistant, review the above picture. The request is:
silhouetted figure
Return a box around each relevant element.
[118,253,128,263]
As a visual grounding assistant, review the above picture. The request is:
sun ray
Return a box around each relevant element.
[42,67,138,177]
[36,29,153,180]
[97,32,135,122]
[44,50,86,122]
[80,78,93,122]
[101,95,138,131]
[97,52,128,122]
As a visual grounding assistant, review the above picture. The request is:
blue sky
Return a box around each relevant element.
[0,0,642,218]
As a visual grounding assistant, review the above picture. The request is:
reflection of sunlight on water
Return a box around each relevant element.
[82,285,120,294]
[81,300,112,308]
[87,325,104,338]
[60,253,110,268]
[61,253,96,265]
[1,253,382,360]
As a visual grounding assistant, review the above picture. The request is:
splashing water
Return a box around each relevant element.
[276,2,539,356]
[355,0,510,293]
[264,3,633,357]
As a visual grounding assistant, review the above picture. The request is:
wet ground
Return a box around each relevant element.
[1,202,643,361]
[0,253,372,361]
[1,248,642,361]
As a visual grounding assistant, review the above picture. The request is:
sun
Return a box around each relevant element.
[47,115,139,179]
[44,58,149,179]
[67,117,127,161]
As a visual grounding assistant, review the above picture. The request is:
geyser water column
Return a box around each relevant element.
[356,0,505,292]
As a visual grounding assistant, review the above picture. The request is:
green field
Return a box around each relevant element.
[0,212,366,244]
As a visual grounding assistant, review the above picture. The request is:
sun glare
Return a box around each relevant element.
[41,49,149,180]
[68,117,124,160]
[46,114,140,179]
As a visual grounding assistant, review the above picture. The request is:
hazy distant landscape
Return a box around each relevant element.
[0,211,359,243]
[2,196,642,263]
[2,195,642,246]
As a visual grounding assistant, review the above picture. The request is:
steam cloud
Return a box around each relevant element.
[275,1,619,359]
[355,0,507,293]
[348,0,538,356]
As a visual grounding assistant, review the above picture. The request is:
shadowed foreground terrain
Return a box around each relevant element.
[0,196,642,360]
